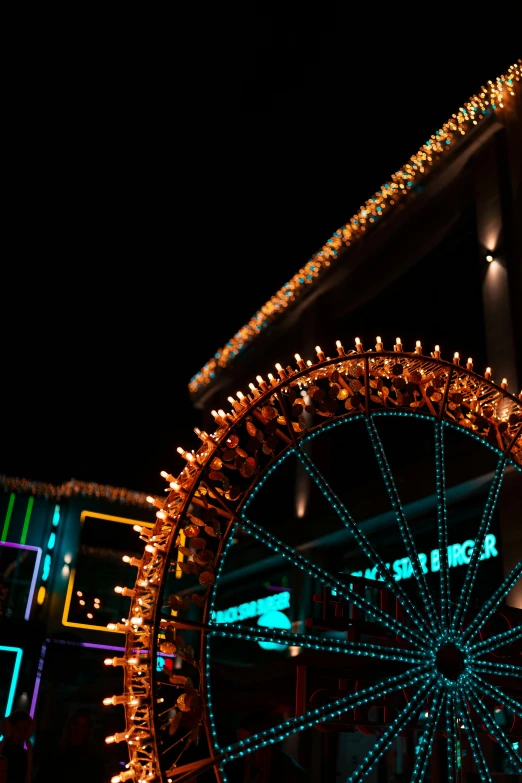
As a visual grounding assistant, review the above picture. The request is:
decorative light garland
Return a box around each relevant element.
[456,689,491,782]
[295,447,434,638]
[434,423,451,630]
[451,457,506,632]
[189,61,521,397]
[366,417,441,633]
[0,475,158,508]
[468,687,522,773]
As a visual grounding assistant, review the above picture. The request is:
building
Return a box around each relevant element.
[0,475,156,774]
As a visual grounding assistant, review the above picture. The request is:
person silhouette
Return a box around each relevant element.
[0,710,35,783]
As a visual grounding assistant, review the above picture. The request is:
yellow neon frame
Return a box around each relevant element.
[62,510,154,633]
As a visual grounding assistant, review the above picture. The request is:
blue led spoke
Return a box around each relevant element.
[240,513,429,649]
[468,685,522,773]
[345,677,438,783]
[451,457,506,633]
[434,423,451,629]
[210,622,429,664]
[410,686,444,782]
[219,664,430,764]
[445,690,457,782]
[461,560,522,643]
[472,660,522,678]
[366,417,441,634]
[468,624,522,656]
[456,690,493,782]
[205,525,238,752]
[469,672,522,718]
[295,448,434,639]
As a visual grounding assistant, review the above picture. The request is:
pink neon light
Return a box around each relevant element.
[0,542,42,621]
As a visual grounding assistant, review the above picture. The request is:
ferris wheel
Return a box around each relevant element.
[103,338,522,783]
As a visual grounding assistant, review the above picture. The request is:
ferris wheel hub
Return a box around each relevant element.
[435,643,465,681]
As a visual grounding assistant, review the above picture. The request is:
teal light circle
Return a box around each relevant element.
[256,610,292,650]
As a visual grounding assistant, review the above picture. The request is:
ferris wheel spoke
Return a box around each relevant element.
[469,672,522,718]
[472,660,522,679]
[409,686,444,782]
[467,686,522,773]
[461,560,522,643]
[343,677,438,783]
[451,457,506,633]
[456,691,493,783]
[468,623,522,656]
[366,416,441,634]
[445,690,457,782]
[240,513,429,648]
[218,664,431,766]
[294,448,435,638]
[434,423,451,629]
[209,621,429,664]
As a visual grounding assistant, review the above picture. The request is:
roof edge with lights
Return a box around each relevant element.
[0,475,158,507]
[188,60,521,399]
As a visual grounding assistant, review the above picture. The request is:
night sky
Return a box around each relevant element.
[2,12,519,495]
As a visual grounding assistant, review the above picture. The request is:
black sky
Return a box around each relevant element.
[2,10,520,494]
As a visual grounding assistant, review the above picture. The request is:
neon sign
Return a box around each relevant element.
[349,534,499,582]
[211,590,291,624]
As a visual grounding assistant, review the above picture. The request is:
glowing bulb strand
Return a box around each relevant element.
[461,560,522,642]
[210,622,429,664]
[295,448,433,638]
[366,417,441,633]
[240,513,428,649]
[456,690,493,783]
[468,623,522,656]
[445,690,457,783]
[467,686,522,772]
[219,664,430,763]
[451,458,506,632]
[346,677,438,783]
[205,524,238,753]
[469,673,522,719]
[434,423,451,629]
[410,687,444,782]
[472,660,522,678]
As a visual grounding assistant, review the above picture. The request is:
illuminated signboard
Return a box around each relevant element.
[349,535,498,582]
[0,647,23,740]
[211,590,291,624]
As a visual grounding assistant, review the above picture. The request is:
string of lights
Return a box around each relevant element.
[0,475,158,508]
[456,690,491,782]
[434,423,451,629]
[189,61,521,397]
[294,446,434,638]
[461,559,522,642]
[467,687,522,772]
[451,457,506,632]
[345,678,437,783]
[366,417,441,633]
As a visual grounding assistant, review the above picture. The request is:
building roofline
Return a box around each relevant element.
[1,474,158,507]
[188,60,521,401]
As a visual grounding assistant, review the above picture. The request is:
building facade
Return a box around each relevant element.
[0,476,156,775]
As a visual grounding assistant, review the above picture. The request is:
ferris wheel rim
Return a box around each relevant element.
[110,346,522,783]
